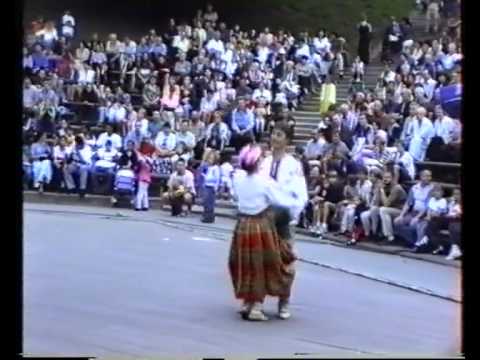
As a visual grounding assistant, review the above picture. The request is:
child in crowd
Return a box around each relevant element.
[219,150,235,201]
[111,157,136,207]
[134,142,154,211]
[415,185,448,248]
[201,149,221,223]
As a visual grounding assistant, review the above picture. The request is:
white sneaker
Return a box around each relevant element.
[446,245,462,261]
[278,300,291,320]
[415,236,429,247]
[321,223,328,234]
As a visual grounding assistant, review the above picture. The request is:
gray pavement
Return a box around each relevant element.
[23,204,462,358]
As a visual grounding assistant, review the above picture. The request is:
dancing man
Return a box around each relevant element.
[259,121,309,319]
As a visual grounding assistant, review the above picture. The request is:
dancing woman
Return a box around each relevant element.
[229,144,302,321]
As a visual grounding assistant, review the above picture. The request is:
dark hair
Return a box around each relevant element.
[74,135,84,145]
[273,121,291,136]
[220,150,233,163]
[347,174,357,186]
[295,145,305,155]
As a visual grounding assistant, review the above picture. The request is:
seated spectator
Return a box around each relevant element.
[322,131,351,175]
[124,121,147,149]
[361,170,407,241]
[393,170,434,246]
[97,124,123,150]
[413,184,448,249]
[305,129,327,162]
[162,158,196,216]
[252,82,272,105]
[93,140,119,175]
[317,170,345,235]
[443,189,462,260]
[52,136,72,190]
[426,104,456,161]
[174,52,192,77]
[63,135,94,197]
[103,101,127,125]
[154,122,177,158]
[80,84,99,104]
[75,41,91,63]
[119,140,138,168]
[111,156,136,207]
[143,77,161,110]
[148,110,165,139]
[340,170,373,241]
[230,99,255,152]
[351,56,365,81]
[253,106,267,143]
[31,132,53,193]
[199,89,219,122]
[176,119,196,158]
[391,141,415,184]
[205,110,230,151]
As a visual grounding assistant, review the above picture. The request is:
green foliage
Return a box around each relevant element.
[224,0,412,46]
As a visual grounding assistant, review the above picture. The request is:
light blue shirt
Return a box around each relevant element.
[231,109,254,133]
[204,165,221,190]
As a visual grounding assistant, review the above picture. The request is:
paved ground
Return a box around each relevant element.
[23,204,462,358]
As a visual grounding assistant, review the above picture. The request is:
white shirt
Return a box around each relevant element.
[53,145,72,161]
[77,68,95,84]
[232,173,302,216]
[428,197,448,214]
[423,78,437,101]
[62,14,76,26]
[176,131,196,149]
[434,116,455,144]
[96,132,123,150]
[252,88,272,103]
[396,151,416,179]
[154,132,177,151]
[172,36,191,54]
[295,44,311,59]
[106,105,127,123]
[206,39,225,56]
[259,154,309,222]
[257,46,270,64]
[200,96,218,113]
[96,148,119,162]
[313,37,331,55]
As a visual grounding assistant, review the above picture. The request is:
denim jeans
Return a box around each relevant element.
[202,186,216,221]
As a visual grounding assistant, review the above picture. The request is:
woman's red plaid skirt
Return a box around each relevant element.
[228,208,296,303]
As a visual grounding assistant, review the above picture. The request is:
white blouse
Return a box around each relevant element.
[232,173,301,216]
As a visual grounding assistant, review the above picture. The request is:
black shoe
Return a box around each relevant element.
[142,208,149,211]
[78,191,86,198]
[135,208,141,211]
[201,218,215,223]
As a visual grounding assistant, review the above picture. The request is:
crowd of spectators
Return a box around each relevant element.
[22,1,462,260]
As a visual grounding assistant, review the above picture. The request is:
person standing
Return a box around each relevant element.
[258,122,309,319]
[230,144,301,321]
[357,15,373,65]
[134,144,154,211]
[201,150,221,223]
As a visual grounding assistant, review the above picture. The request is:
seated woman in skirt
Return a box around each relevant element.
[230,144,302,321]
